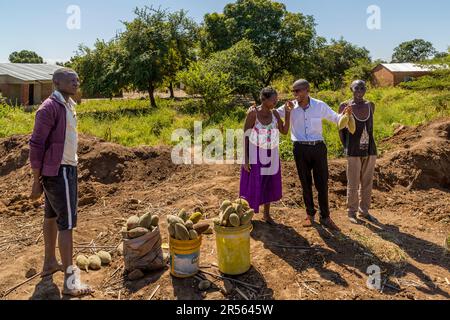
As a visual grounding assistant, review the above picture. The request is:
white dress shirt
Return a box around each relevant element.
[52,91,78,166]
[277,97,342,142]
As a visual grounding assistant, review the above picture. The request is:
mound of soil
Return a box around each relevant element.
[0,134,177,185]
[375,118,450,190]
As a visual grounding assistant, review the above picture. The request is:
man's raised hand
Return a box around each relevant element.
[285,100,294,113]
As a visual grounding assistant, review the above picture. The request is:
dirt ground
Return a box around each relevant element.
[0,118,449,300]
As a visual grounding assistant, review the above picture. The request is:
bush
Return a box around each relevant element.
[399,71,450,91]
[178,62,233,116]
[177,39,265,115]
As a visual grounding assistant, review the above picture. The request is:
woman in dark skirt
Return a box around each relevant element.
[240,87,293,225]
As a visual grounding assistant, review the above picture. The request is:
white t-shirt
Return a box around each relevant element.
[52,91,78,166]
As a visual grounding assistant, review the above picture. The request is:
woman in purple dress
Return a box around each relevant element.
[240,87,293,225]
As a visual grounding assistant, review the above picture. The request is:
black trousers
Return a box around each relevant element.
[293,142,330,219]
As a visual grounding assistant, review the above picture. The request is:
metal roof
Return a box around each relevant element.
[0,63,61,82]
[380,63,435,73]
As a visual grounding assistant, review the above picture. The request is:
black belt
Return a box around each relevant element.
[295,141,324,146]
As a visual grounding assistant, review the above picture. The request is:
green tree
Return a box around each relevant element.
[178,62,233,116]
[343,59,376,86]
[199,13,232,57]
[206,40,265,100]
[201,0,317,86]
[391,39,437,63]
[434,52,449,59]
[178,39,265,114]
[164,10,199,99]
[120,7,172,108]
[9,50,44,63]
[70,39,126,99]
[314,39,371,90]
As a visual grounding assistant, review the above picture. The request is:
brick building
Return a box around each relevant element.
[371,63,436,87]
[0,63,76,106]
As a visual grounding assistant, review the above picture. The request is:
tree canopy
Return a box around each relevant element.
[392,39,437,63]
[9,50,44,64]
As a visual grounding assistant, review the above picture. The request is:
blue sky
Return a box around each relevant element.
[0,0,448,63]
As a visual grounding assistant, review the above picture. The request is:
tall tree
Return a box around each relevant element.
[70,39,126,99]
[164,10,199,98]
[9,50,44,63]
[305,38,371,90]
[201,0,317,86]
[121,7,172,108]
[392,39,437,63]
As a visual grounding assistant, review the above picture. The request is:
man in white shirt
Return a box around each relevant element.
[277,79,351,231]
[30,68,93,297]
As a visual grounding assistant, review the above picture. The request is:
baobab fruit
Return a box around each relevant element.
[167,215,184,226]
[193,222,210,235]
[128,227,149,239]
[139,213,152,229]
[76,255,89,272]
[189,229,199,240]
[175,223,190,241]
[178,209,190,222]
[96,251,112,265]
[338,114,350,130]
[220,200,232,212]
[88,255,102,271]
[126,215,140,231]
[189,212,203,224]
[348,115,356,134]
[240,209,255,225]
[150,215,159,227]
[235,198,250,210]
[229,213,241,227]
[168,224,176,238]
[185,220,194,230]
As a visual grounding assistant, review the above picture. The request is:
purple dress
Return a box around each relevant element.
[239,112,283,213]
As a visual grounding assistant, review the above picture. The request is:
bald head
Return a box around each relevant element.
[53,68,79,97]
[293,79,310,90]
[292,79,310,103]
[350,79,367,101]
[53,68,77,82]
[351,80,366,91]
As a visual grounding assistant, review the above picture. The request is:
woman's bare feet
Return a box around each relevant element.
[263,214,276,226]
[262,204,276,225]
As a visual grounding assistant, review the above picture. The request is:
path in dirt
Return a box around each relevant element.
[0,118,449,300]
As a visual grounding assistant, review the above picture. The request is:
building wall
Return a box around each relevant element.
[21,84,30,106]
[372,66,394,87]
[372,66,433,87]
[0,83,22,105]
[393,71,432,86]
[41,82,53,101]
[0,81,56,106]
[34,83,42,105]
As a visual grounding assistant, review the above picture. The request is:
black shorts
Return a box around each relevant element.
[42,165,78,231]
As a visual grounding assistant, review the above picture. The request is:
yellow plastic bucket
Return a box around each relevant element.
[169,236,202,278]
[214,223,253,275]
